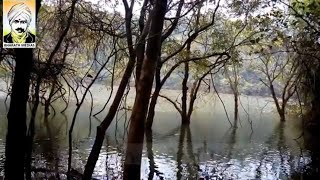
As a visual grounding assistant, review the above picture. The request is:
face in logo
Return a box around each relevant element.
[11,14,29,36]
[3,3,35,43]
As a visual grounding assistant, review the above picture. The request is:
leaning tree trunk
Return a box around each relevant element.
[5,49,33,180]
[123,0,167,179]
[83,3,142,179]
[82,54,136,179]
[269,83,285,121]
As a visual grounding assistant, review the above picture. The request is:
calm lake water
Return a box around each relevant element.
[0,86,318,179]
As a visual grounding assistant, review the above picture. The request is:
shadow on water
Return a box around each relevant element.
[254,122,287,179]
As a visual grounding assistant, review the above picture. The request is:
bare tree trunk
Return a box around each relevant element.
[181,61,189,124]
[269,84,285,121]
[180,36,196,125]
[146,62,161,129]
[146,86,161,130]
[123,0,167,179]
[234,92,239,128]
[5,49,33,180]
[4,4,40,179]
[135,0,148,86]
[280,102,286,122]
[25,76,41,180]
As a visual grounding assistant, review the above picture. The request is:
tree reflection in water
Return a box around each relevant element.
[32,112,68,179]
[0,100,318,179]
[176,125,199,180]
[146,129,164,180]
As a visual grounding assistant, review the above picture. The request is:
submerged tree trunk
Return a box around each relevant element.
[83,1,140,178]
[5,49,33,180]
[123,0,167,179]
[176,125,187,180]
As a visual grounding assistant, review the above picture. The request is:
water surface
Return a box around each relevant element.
[0,89,315,179]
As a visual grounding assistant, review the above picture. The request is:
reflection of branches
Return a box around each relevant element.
[239,96,253,132]
[44,116,61,179]
[226,128,237,159]
[293,136,306,172]
[175,125,199,179]
[152,126,180,140]
[259,101,270,118]
[186,126,198,179]
[146,130,164,180]
[176,125,186,180]
[254,122,287,179]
